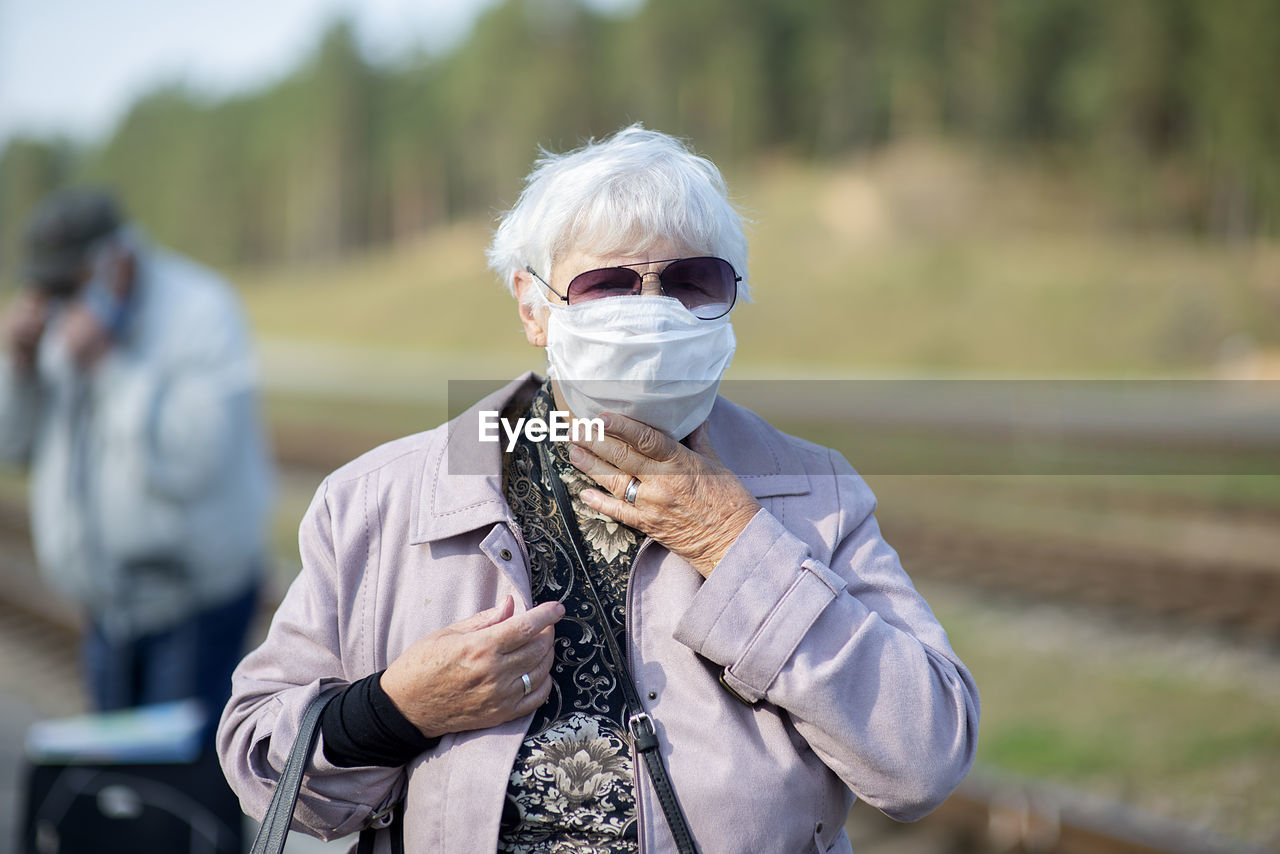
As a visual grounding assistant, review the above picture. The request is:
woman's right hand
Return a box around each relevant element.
[380,596,563,739]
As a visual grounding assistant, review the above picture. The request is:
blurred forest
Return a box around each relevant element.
[2,0,1279,273]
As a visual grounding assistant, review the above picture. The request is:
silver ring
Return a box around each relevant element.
[624,477,641,505]
[520,673,532,696]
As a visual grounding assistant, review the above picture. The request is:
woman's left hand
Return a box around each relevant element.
[568,413,762,578]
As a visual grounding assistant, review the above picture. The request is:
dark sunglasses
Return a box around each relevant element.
[526,256,740,320]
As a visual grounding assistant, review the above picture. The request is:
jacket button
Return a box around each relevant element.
[815,821,823,834]
[499,548,513,561]
[648,691,657,700]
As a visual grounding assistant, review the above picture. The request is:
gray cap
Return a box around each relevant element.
[21,188,124,294]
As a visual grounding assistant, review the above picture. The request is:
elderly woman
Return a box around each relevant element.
[218,126,979,854]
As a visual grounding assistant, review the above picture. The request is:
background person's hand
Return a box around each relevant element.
[380,596,563,739]
[60,301,113,370]
[568,414,762,578]
[61,242,133,371]
[3,290,50,375]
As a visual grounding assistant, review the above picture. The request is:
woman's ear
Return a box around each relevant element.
[513,270,549,347]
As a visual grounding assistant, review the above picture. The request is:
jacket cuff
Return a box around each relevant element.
[248,679,395,839]
[673,508,849,703]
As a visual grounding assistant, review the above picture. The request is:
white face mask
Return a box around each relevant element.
[545,295,736,440]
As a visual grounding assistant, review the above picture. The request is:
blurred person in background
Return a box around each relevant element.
[0,188,274,731]
[220,127,978,853]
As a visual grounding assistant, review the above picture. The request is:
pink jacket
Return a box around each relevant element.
[218,374,979,853]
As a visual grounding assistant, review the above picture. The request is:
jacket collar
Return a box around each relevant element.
[413,372,811,544]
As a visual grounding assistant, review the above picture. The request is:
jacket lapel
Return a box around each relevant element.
[411,373,538,545]
[705,396,812,498]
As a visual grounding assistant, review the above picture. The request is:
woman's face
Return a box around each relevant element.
[515,240,695,348]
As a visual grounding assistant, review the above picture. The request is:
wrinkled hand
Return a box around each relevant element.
[568,414,762,578]
[380,596,563,739]
[3,291,49,375]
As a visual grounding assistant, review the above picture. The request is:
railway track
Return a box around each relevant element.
[887,519,1280,644]
[268,420,1280,642]
[3,483,1275,648]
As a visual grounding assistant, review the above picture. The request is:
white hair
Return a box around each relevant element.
[487,124,750,306]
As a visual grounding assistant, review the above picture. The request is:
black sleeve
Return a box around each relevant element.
[320,670,440,768]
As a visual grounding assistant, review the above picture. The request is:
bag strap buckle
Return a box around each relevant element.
[628,712,659,752]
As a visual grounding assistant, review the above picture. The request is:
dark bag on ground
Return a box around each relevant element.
[19,700,243,854]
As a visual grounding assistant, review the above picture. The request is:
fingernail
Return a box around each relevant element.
[599,414,613,430]
[568,444,584,463]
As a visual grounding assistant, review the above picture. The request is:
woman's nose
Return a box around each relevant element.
[639,271,664,296]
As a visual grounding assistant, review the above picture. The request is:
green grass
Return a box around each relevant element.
[981,723,1125,777]
[926,584,1280,843]
[256,388,1280,573]
[775,417,1280,480]
[971,664,1280,783]
[266,390,448,439]
[239,221,534,361]
[233,147,1280,376]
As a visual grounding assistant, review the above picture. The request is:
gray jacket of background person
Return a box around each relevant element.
[218,373,980,854]
[0,241,274,639]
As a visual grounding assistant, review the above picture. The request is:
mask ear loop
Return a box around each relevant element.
[521,265,558,380]
[521,257,561,310]
[530,279,554,308]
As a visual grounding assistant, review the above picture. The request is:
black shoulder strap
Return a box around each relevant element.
[538,442,699,854]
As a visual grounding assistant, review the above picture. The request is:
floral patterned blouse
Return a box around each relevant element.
[497,381,642,853]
